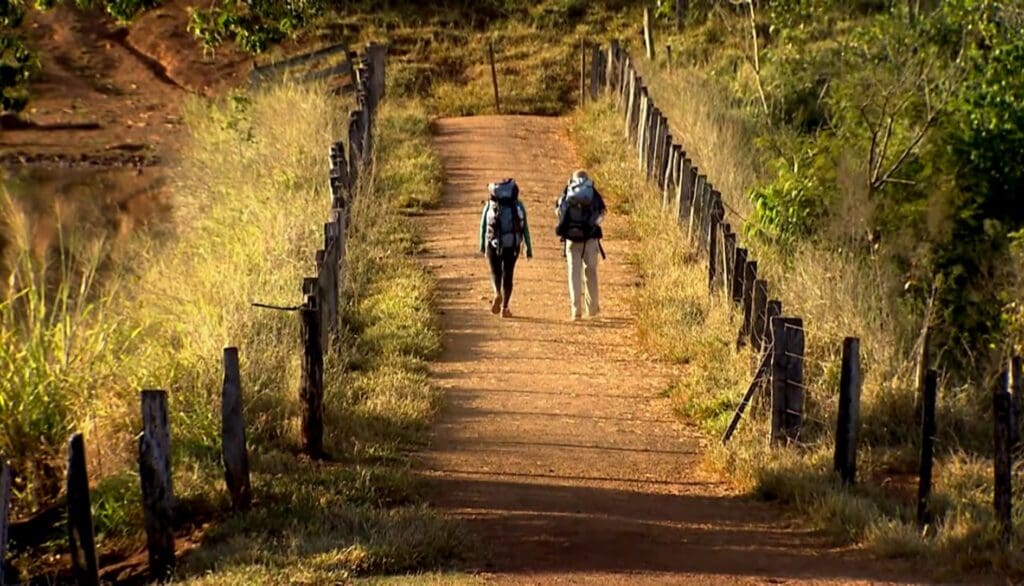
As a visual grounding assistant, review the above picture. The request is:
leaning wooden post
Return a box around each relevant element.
[139,389,175,579]
[643,6,656,59]
[834,338,862,486]
[222,348,252,511]
[994,372,1013,546]
[917,369,938,528]
[68,433,99,586]
[488,42,501,113]
[300,295,325,459]
[0,461,9,586]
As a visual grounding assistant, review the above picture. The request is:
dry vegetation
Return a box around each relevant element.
[571,94,1024,578]
[1,84,458,581]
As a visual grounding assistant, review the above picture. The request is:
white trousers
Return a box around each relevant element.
[566,239,600,318]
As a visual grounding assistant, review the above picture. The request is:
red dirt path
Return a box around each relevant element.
[415,115,924,584]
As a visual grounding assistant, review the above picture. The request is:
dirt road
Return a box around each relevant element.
[416,116,918,584]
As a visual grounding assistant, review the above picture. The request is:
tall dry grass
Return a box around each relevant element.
[572,94,1024,578]
[5,85,459,580]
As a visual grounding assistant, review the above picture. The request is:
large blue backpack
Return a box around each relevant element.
[486,179,522,252]
[556,178,598,242]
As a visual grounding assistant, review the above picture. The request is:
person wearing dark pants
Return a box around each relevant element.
[479,178,533,318]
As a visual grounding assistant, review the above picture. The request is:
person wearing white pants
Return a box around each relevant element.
[566,238,601,319]
[555,170,607,320]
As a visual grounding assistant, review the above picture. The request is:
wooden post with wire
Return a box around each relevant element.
[917,369,938,528]
[488,42,500,113]
[770,317,804,444]
[834,337,862,485]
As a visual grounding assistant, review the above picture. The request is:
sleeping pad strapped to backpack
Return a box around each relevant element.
[486,178,523,252]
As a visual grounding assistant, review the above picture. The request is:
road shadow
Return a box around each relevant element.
[421,474,921,583]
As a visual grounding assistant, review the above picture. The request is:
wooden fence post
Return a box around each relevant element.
[676,160,694,224]
[646,109,661,180]
[751,279,769,350]
[731,248,747,303]
[644,7,655,59]
[139,389,175,579]
[222,347,252,511]
[348,110,363,187]
[67,433,99,586]
[834,337,862,485]
[917,369,937,528]
[590,44,602,100]
[636,90,649,166]
[994,373,1013,546]
[770,318,805,444]
[662,143,679,209]
[740,260,758,342]
[0,461,8,586]
[579,40,587,107]
[783,319,805,441]
[1010,356,1022,450]
[301,296,325,459]
[770,317,790,444]
[686,174,706,243]
[677,0,689,30]
[708,196,722,293]
[488,42,501,113]
[365,42,387,110]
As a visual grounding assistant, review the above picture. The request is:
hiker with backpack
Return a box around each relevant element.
[555,170,607,320]
[479,178,533,318]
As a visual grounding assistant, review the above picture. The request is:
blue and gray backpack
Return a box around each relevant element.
[556,177,598,242]
[486,179,523,252]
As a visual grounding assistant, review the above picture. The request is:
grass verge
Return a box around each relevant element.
[2,84,459,581]
[570,96,1024,579]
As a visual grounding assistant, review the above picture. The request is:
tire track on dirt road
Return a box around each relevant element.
[415,115,917,584]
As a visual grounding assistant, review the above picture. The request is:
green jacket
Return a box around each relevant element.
[479,200,533,257]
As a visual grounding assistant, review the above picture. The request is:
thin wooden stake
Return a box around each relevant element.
[488,42,501,113]
[301,296,325,459]
[222,348,252,511]
[994,373,1013,546]
[917,369,937,528]
[0,461,8,586]
[139,389,175,579]
[68,433,99,586]
[834,338,862,486]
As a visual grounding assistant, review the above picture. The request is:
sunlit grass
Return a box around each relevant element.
[3,82,458,580]
[571,95,1024,579]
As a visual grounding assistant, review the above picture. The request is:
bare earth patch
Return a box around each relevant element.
[415,116,920,584]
